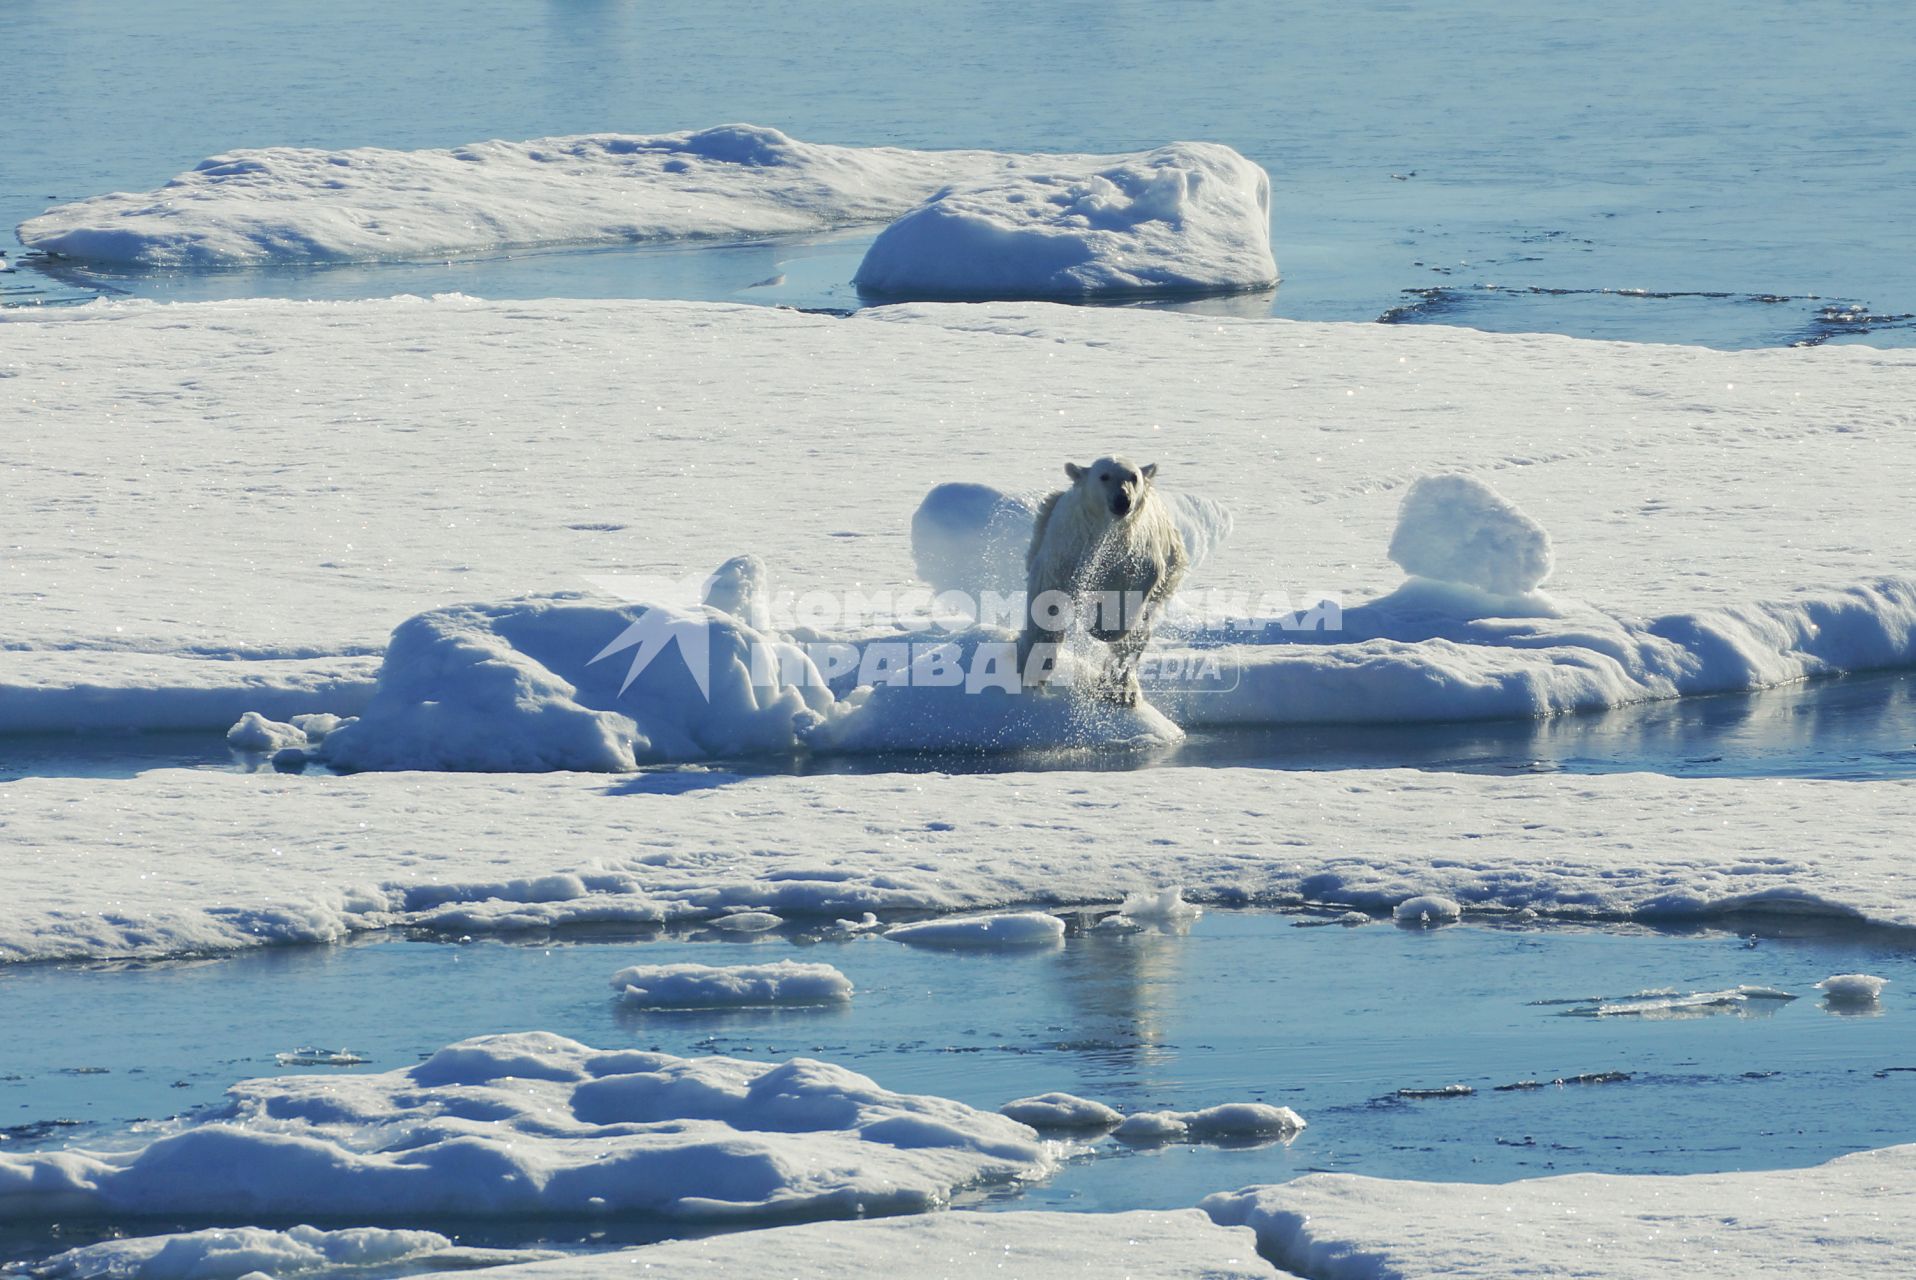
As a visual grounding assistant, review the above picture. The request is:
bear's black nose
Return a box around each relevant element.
[1112,495,1132,515]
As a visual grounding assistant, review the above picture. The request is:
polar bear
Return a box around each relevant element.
[1018,456,1189,705]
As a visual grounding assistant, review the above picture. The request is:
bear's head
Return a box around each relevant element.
[1066,456,1159,519]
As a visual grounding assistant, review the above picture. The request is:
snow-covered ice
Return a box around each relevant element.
[5,298,1914,740]
[0,1032,1057,1222]
[1564,985,1797,1019]
[1113,1104,1305,1145]
[609,960,852,1009]
[7,764,1916,965]
[443,1210,1274,1280]
[998,1093,1124,1130]
[1818,973,1889,1003]
[1391,895,1462,927]
[19,1226,556,1280]
[1201,1143,1916,1278]
[19,126,1136,269]
[886,912,1069,950]
[853,143,1277,300]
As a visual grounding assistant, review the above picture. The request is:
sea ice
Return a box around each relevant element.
[1391,894,1462,926]
[0,1033,1056,1222]
[1114,1104,1304,1145]
[449,1209,1275,1280]
[609,960,852,1009]
[19,126,1151,268]
[853,143,1277,300]
[998,1093,1124,1130]
[1202,1143,1916,1278]
[886,912,1068,950]
[1817,973,1889,1003]
[19,1226,557,1280]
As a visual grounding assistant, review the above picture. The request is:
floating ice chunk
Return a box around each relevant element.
[1818,973,1889,1003]
[1114,1103,1304,1145]
[224,712,308,753]
[999,1093,1122,1130]
[1387,473,1554,597]
[1112,1111,1190,1143]
[1566,985,1798,1019]
[0,1032,1056,1221]
[610,961,851,1009]
[886,911,1067,950]
[705,911,785,933]
[855,144,1277,300]
[272,1047,366,1067]
[823,913,884,938]
[1119,886,1202,924]
[1395,1084,1474,1100]
[1392,894,1462,926]
[19,126,1120,268]
[1183,1103,1307,1140]
[907,482,1231,600]
[22,1225,558,1280]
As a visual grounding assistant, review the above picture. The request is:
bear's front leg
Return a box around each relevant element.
[1096,628,1149,707]
[1017,625,1066,693]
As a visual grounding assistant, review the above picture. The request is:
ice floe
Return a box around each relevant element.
[998,1093,1124,1130]
[1818,973,1889,1004]
[450,1210,1274,1280]
[18,1226,556,1280]
[21,126,1098,268]
[0,1032,1057,1222]
[610,960,852,1009]
[1201,1143,1916,1278]
[8,764,1916,964]
[853,143,1276,300]
[1114,1104,1305,1145]
[7,298,1916,739]
[886,912,1068,950]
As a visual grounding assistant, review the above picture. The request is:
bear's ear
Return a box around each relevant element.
[1064,462,1086,482]
[1141,462,1159,481]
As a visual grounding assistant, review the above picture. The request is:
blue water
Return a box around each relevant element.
[4,0,1913,347]
[2,912,1912,1262]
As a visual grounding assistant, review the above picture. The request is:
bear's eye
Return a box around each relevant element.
[1099,473,1111,481]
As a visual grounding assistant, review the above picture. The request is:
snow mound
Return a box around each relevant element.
[610,961,851,1009]
[21,1226,555,1280]
[887,911,1067,950]
[19,126,1112,268]
[1818,973,1889,1003]
[0,1032,1055,1222]
[854,144,1277,300]
[1201,1143,1916,1279]
[1387,473,1554,597]
[456,1209,1274,1280]
[311,598,833,772]
[1392,894,1462,926]
[1115,1104,1306,1145]
[999,1093,1123,1130]
[908,482,1232,599]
